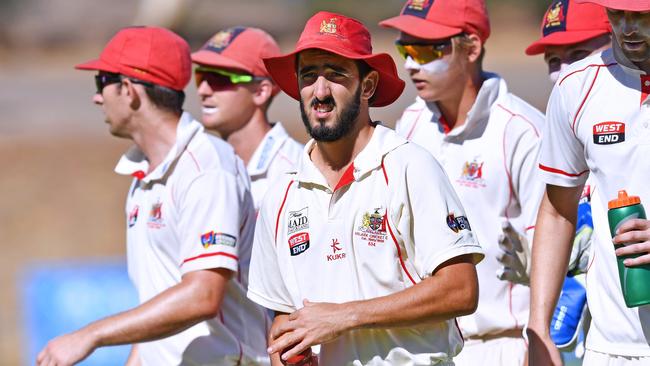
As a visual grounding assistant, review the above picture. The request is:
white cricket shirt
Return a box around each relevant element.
[395,74,544,338]
[247,122,303,211]
[539,47,650,356]
[115,112,270,365]
[247,124,484,365]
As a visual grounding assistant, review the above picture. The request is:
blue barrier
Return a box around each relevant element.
[20,258,138,366]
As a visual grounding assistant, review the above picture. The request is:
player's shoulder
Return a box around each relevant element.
[491,77,544,134]
[183,127,240,177]
[257,172,297,217]
[557,49,617,88]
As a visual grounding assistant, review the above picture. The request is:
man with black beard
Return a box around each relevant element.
[246,11,485,366]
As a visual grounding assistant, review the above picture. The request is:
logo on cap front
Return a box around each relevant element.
[402,0,433,18]
[543,0,568,36]
[320,18,338,34]
[204,27,246,53]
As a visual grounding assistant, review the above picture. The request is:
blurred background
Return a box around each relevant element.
[1,0,556,364]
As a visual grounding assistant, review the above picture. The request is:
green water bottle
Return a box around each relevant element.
[608,190,650,308]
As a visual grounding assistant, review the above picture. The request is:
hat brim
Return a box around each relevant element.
[575,0,650,11]
[74,58,119,73]
[379,15,464,40]
[263,43,405,108]
[525,29,611,55]
[191,50,253,75]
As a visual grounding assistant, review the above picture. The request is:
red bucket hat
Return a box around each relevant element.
[379,0,490,42]
[191,27,280,78]
[263,11,405,108]
[526,0,611,56]
[75,26,191,91]
[575,0,650,11]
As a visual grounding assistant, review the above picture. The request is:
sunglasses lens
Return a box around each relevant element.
[395,43,446,65]
[95,73,121,93]
[195,71,234,88]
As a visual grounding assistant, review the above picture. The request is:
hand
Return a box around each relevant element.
[268,300,348,363]
[37,329,97,366]
[613,219,650,266]
[496,221,530,285]
[526,327,563,366]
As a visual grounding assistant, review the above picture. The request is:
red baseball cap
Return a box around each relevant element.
[75,26,191,91]
[575,0,650,11]
[379,0,490,42]
[191,27,281,78]
[263,11,405,108]
[526,0,611,56]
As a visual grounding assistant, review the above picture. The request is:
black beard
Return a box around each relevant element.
[300,84,362,142]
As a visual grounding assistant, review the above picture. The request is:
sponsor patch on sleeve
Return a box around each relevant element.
[201,231,237,248]
[447,214,472,233]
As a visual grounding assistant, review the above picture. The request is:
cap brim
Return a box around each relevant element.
[525,29,611,55]
[74,58,119,73]
[191,50,253,75]
[379,15,464,40]
[575,0,650,11]
[264,43,405,108]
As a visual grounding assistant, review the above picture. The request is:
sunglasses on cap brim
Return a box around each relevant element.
[394,38,455,65]
[194,66,268,88]
[94,72,154,94]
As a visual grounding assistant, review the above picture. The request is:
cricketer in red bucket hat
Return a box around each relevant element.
[75,26,191,92]
[263,11,405,107]
[379,0,490,42]
[575,0,650,11]
[526,0,611,55]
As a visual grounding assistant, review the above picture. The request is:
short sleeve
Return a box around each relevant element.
[178,170,242,275]
[392,147,484,278]
[538,85,590,187]
[247,181,296,314]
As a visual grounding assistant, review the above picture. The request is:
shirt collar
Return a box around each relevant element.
[114,112,203,182]
[247,122,291,176]
[295,124,407,189]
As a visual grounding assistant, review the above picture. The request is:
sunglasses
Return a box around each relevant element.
[395,39,454,65]
[194,66,266,88]
[94,72,155,94]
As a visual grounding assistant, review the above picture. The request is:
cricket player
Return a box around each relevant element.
[528,1,650,365]
[525,0,611,356]
[37,26,269,366]
[192,26,303,210]
[380,0,544,364]
[247,11,484,366]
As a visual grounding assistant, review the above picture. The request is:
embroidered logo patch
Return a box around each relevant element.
[289,232,310,256]
[402,0,434,18]
[593,121,625,145]
[147,200,165,229]
[201,232,237,248]
[326,238,346,262]
[457,158,486,188]
[447,214,471,233]
[354,208,388,247]
[543,0,568,36]
[288,207,309,235]
[128,205,139,228]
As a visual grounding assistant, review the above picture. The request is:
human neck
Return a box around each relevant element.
[310,114,374,189]
[225,110,271,167]
[131,110,180,172]
[613,41,650,74]
[436,69,483,130]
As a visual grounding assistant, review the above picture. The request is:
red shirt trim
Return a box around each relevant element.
[539,164,589,178]
[333,163,355,192]
[275,180,295,245]
[181,252,238,266]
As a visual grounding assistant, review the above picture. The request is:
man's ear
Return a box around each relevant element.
[121,78,142,110]
[466,34,483,64]
[252,79,274,108]
[361,70,379,103]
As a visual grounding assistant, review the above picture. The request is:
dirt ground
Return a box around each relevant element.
[0,21,551,366]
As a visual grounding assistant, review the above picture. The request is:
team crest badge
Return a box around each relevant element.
[354,208,388,247]
[457,158,486,188]
[402,0,433,17]
[147,200,165,229]
[543,0,568,36]
[593,121,625,145]
[128,205,139,228]
[203,27,246,53]
[320,18,337,34]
